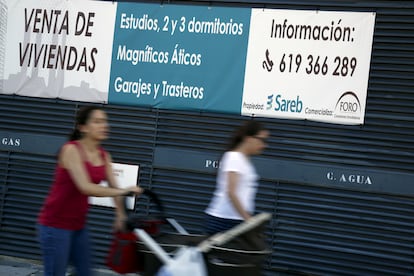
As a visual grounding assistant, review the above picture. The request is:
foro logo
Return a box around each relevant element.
[335,91,361,114]
[2,137,21,147]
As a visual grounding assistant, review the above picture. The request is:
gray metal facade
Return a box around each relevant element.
[0,0,414,275]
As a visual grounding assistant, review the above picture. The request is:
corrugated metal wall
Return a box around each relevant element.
[0,0,414,275]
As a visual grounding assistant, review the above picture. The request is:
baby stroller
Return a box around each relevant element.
[109,189,271,276]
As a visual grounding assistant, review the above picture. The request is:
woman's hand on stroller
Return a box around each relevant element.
[113,186,143,232]
[113,212,128,232]
[123,185,143,196]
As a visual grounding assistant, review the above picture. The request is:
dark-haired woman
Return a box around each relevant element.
[38,106,142,276]
[205,120,269,234]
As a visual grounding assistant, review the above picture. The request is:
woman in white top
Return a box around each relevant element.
[205,120,269,234]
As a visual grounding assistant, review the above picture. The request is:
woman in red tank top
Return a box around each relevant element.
[38,106,142,276]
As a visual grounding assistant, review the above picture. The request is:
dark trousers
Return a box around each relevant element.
[204,213,243,235]
[38,224,91,276]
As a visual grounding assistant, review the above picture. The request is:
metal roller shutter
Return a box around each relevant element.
[270,181,414,275]
[0,153,56,259]
[0,0,413,275]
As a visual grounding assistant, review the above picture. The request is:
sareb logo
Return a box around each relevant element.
[267,94,303,113]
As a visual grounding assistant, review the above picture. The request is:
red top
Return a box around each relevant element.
[38,141,107,230]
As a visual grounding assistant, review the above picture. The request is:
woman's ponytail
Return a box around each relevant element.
[68,106,102,141]
[68,128,82,141]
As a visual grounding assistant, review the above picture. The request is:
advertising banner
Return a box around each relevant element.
[108,3,251,114]
[0,0,375,125]
[242,9,375,124]
[1,0,116,102]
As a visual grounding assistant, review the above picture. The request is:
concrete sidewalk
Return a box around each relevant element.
[0,255,133,276]
[0,255,306,276]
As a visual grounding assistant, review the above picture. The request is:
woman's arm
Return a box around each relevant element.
[105,153,126,219]
[227,171,251,220]
[61,144,139,197]
[104,152,142,230]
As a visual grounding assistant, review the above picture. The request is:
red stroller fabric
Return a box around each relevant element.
[106,189,166,274]
[106,231,143,274]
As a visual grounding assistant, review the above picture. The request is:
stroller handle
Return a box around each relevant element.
[142,189,166,215]
[122,188,165,216]
[122,188,168,231]
[123,189,191,234]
